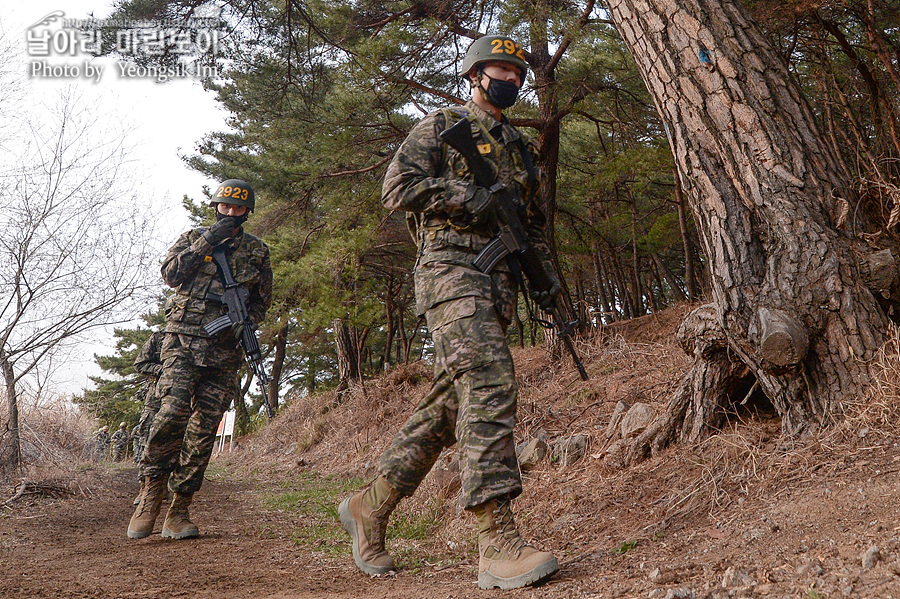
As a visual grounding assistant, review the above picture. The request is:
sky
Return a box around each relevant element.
[5,2,232,396]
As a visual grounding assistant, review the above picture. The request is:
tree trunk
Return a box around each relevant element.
[0,349,20,477]
[610,251,633,320]
[674,169,701,299]
[383,284,396,369]
[606,0,890,459]
[333,318,360,394]
[236,373,254,433]
[268,323,288,411]
[651,252,688,303]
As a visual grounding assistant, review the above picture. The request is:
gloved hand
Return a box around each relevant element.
[464,186,496,225]
[202,216,237,246]
[530,279,561,311]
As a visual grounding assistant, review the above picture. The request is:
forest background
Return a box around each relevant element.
[26,0,900,442]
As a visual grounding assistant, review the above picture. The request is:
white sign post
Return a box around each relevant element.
[215,409,236,453]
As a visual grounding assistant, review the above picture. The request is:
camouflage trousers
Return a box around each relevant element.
[379,295,521,509]
[134,387,162,463]
[139,354,237,494]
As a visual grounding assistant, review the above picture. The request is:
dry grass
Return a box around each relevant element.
[829,323,900,442]
[0,394,115,506]
[0,393,98,471]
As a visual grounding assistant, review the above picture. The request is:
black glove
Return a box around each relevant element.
[464,186,496,225]
[530,279,561,311]
[202,217,237,246]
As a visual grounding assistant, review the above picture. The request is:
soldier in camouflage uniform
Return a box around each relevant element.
[339,35,560,590]
[128,179,272,541]
[91,425,110,462]
[130,330,165,504]
[130,424,141,465]
[110,422,130,461]
[133,330,165,463]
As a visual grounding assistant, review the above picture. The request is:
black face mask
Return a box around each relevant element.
[216,208,249,228]
[484,75,520,109]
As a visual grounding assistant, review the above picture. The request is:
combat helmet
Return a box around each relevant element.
[211,179,255,212]
[460,35,528,79]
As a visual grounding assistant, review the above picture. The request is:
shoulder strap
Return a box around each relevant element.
[517,137,539,201]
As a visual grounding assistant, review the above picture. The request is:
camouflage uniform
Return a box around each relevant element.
[378,100,553,509]
[140,228,272,495]
[133,330,165,463]
[92,427,110,461]
[110,424,130,461]
[131,424,142,464]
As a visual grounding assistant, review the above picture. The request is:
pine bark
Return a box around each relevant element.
[605,0,890,459]
[333,318,361,394]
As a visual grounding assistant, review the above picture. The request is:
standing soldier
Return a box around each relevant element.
[131,424,141,465]
[133,330,165,463]
[338,35,560,590]
[127,179,272,540]
[92,425,110,462]
[110,422,130,461]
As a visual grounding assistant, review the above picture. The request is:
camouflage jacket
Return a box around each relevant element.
[160,228,273,368]
[382,100,553,321]
[111,429,129,447]
[134,330,164,379]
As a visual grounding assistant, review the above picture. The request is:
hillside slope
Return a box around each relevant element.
[230,304,900,597]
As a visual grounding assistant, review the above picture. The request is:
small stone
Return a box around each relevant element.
[863,545,881,569]
[516,437,549,470]
[551,434,589,466]
[620,402,656,438]
[664,588,695,599]
[721,566,754,588]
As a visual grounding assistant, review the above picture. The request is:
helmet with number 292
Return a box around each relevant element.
[460,35,528,79]
[212,179,255,211]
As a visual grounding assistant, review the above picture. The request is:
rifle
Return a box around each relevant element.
[203,245,276,417]
[439,117,588,381]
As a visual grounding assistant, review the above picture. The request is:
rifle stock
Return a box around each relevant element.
[439,117,588,381]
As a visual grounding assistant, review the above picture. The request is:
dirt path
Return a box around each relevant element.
[0,466,550,599]
[7,444,900,598]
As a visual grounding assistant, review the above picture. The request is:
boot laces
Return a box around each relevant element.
[364,485,400,552]
[136,481,165,517]
[495,501,527,555]
[369,511,388,550]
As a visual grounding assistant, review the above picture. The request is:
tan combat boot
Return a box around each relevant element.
[127,475,167,539]
[134,479,170,506]
[161,492,200,539]
[133,476,145,506]
[338,476,402,576]
[472,498,559,590]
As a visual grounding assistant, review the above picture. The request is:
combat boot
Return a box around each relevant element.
[127,475,167,539]
[133,476,145,506]
[134,482,170,506]
[161,492,199,539]
[338,476,402,576]
[472,498,559,590]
